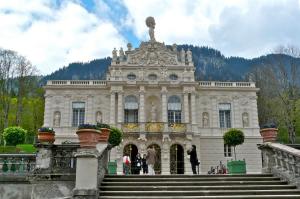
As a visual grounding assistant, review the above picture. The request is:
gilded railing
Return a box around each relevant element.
[121,122,187,133]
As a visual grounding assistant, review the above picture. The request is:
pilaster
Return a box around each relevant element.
[139,86,145,132]
[110,91,116,125]
[183,92,189,123]
[43,95,52,127]
[117,91,124,126]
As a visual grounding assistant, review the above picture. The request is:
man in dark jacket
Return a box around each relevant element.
[187,145,199,174]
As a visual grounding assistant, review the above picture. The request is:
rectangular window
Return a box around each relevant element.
[72,102,85,127]
[124,109,138,123]
[168,110,182,124]
[219,103,231,128]
[224,144,232,157]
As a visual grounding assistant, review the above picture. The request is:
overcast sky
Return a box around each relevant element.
[1,0,299,75]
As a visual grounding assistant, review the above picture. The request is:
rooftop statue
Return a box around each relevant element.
[146,16,156,42]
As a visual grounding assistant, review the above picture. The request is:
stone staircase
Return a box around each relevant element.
[99,174,300,198]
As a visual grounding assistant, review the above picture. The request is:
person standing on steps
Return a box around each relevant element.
[123,153,131,175]
[146,146,156,175]
[135,153,142,174]
[142,154,148,174]
[187,145,199,174]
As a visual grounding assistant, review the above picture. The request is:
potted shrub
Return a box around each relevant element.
[260,123,278,142]
[96,123,111,142]
[223,128,246,174]
[107,126,123,175]
[38,127,55,144]
[76,124,101,148]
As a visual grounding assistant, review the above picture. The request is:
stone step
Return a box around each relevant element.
[103,176,281,182]
[100,180,287,186]
[99,189,300,196]
[99,184,296,191]
[105,174,274,178]
[99,195,300,199]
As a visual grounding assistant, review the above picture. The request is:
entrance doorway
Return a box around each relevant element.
[148,144,161,174]
[123,144,138,174]
[170,144,184,174]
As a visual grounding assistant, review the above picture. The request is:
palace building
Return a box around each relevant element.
[43,17,262,174]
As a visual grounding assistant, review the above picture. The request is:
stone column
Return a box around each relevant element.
[63,95,71,127]
[161,142,170,174]
[190,92,197,132]
[110,91,116,125]
[117,91,123,128]
[161,87,168,132]
[183,92,189,123]
[232,96,240,128]
[139,86,145,133]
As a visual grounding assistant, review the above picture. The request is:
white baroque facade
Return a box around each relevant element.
[43,18,262,174]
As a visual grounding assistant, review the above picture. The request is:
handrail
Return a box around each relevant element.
[258,142,300,187]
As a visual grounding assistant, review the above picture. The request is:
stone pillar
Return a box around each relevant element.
[35,144,53,172]
[110,91,116,125]
[183,92,189,123]
[63,95,71,127]
[232,96,240,128]
[139,86,145,133]
[117,92,123,128]
[190,92,197,132]
[72,148,101,199]
[161,142,170,174]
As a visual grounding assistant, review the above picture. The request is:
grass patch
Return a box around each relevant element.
[0,144,36,153]
[16,144,36,153]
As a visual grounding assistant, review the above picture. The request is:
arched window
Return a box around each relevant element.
[124,95,138,123]
[168,96,181,124]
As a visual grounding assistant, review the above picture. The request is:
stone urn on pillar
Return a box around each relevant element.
[76,124,102,148]
[260,126,278,143]
[37,127,55,144]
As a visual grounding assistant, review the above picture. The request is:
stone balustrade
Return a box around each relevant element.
[258,142,300,187]
[0,154,36,174]
[47,80,107,86]
[198,81,255,88]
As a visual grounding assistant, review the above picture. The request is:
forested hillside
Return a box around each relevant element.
[42,45,300,83]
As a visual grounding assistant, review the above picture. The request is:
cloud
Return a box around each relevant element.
[0,0,126,75]
[122,0,300,58]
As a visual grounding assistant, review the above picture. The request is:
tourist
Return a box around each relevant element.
[146,146,156,175]
[135,153,142,174]
[123,154,131,175]
[142,154,148,174]
[187,145,199,174]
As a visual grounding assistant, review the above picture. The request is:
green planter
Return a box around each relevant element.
[227,160,246,174]
[108,161,117,175]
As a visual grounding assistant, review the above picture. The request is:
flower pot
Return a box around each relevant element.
[76,129,102,148]
[227,160,246,174]
[108,161,117,175]
[38,132,55,144]
[260,128,278,143]
[99,128,111,142]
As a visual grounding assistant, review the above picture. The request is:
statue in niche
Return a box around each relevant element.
[242,112,249,127]
[96,111,102,123]
[150,102,157,122]
[119,47,124,62]
[53,111,60,127]
[180,48,185,63]
[187,48,192,63]
[202,112,209,127]
[112,48,117,62]
[145,16,156,42]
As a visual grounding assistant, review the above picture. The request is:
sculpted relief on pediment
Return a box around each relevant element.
[127,42,179,66]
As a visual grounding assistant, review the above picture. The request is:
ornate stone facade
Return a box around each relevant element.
[43,17,262,174]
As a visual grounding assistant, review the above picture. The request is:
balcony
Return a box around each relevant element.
[121,122,188,133]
